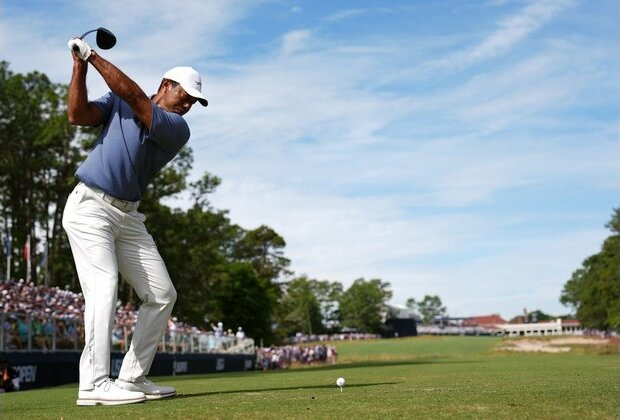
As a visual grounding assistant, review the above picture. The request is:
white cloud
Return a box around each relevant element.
[465,0,574,63]
[210,178,485,276]
[428,228,608,318]
[280,30,312,55]
[412,0,575,75]
[325,7,393,22]
[326,9,368,22]
[209,172,610,319]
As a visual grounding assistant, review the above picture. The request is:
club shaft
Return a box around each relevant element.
[79,29,98,39]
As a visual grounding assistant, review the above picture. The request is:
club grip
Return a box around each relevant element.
[72,45,80,52]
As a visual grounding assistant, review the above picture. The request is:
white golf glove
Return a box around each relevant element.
[68,37,92,61]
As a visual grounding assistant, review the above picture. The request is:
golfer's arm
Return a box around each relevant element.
[67,58,104,126]
[87,51,153,128]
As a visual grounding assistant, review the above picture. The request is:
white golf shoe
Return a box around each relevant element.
[116,378,177,400]
[76,378,146,406]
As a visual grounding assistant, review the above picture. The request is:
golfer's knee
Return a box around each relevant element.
[165,286,177,306]
[159,282,177,308]
[141,284,176,307]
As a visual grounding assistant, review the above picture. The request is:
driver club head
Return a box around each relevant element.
[74,27,117,51]
[95,27,116,50]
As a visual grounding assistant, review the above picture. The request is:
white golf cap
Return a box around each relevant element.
[163,66,208,106]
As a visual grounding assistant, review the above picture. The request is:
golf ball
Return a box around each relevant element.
[336,377,345,387]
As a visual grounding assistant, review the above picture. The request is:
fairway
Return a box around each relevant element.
[1,336,617,419]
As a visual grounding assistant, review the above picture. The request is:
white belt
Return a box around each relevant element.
[81,183,140,212]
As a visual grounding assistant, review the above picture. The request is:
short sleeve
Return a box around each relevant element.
[90,91,116,122]
[149,104,191,152]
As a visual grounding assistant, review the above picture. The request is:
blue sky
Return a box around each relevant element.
[2,0,618,320]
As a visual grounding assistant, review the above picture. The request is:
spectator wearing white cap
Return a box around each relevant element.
[212,322,224,337]
[236,327,245,339]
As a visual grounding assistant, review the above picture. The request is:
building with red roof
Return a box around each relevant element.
[462,314,507,328]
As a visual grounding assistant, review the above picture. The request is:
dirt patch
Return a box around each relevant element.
[498,337,611,353]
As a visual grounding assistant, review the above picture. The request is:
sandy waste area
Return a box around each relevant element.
[498,337,611,353]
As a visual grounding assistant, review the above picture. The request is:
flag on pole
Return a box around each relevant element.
[3,236,9,257]
[23,235,30,262]
[24,234,31,283]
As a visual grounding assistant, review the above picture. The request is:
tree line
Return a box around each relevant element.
[2,62,616,345]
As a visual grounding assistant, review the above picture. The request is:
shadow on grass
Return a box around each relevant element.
[167,358,481,382]
[172,381,401,400]
[280,358,481,373]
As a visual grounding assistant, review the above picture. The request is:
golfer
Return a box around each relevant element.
[63,36,207,406]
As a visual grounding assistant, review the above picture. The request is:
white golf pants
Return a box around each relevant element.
[63,183,176,390]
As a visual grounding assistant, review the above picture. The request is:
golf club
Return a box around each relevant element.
[72,27,116,52]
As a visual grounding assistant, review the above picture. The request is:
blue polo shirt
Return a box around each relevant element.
[76,92,190,201]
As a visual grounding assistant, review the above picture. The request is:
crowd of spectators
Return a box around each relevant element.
[254,332,380,370]
[1,279,84,350]
[256,344,338,370]
[0,279,253,354]
[288,332,381,344]
[0,279,209,352]
[1,279,84,320]
[253,331,381,370]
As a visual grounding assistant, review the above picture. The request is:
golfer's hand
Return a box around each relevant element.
[68,38,92,61]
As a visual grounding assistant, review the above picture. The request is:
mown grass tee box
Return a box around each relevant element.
[1,336,618,419]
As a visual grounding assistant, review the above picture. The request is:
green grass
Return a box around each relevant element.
[1,336,618,419]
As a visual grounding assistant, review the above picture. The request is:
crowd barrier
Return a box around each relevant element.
[1,351,256,391]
